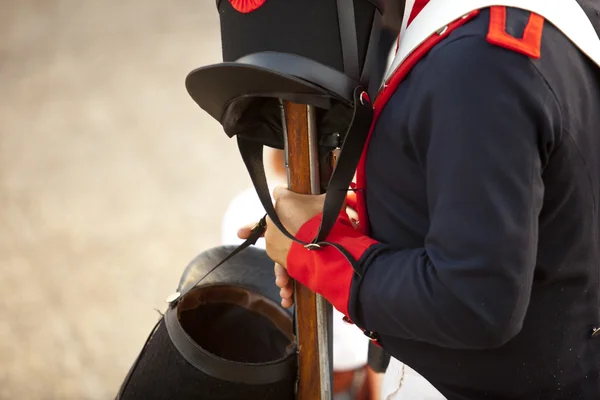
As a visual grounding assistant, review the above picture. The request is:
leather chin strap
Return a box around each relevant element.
[234,86,374,353]
[168,217,268,305]
[237,87,373,276]
[339,0,384,86]
[166,88,372,310]
[166,87,373,308]
[338,0,361,79]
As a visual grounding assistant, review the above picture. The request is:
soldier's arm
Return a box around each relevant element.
[286,35,562,350]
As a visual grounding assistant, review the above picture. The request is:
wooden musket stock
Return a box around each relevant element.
[282,101,333,400]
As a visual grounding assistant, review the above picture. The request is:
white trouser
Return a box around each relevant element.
[381,357,446,400]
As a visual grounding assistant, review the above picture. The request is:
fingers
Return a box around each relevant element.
[237,221,265,240]
[273,263,289,288]
[272,185,289,201]
[273,185,325,202]
[280,279,294,308]
[274,263,294,308]
[279,283,294,308]
[281,295,294,309]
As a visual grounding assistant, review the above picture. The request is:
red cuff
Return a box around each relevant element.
[286,213,378,316]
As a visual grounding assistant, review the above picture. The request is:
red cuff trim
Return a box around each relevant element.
[286,214,378,316]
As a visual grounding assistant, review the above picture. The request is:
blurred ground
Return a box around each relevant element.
[0,1,251,399]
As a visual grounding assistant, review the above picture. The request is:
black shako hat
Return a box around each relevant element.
[116,246,296,400]
[186,0,382,148]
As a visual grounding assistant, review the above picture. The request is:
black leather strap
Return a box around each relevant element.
[237,87,373,274]
[337,0,360,80]
[164,305,296,385]
[360,10,382,85]
[172,217,268,304]
[367,27,398,97]
[317,91,372,244]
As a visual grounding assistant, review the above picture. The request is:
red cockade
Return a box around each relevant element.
[227,0,266,14]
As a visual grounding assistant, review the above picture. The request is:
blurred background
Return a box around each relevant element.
[0,1,252,398]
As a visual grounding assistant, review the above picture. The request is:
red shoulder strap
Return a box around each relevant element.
[486,6,545,59]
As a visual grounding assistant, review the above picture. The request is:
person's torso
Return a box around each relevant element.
[364,5,600,399]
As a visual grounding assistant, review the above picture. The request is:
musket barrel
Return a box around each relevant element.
[307,104,334,400]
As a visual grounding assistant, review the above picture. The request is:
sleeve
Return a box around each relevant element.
[287,35,562,350]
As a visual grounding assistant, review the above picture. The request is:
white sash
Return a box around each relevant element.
[384,0,600,82]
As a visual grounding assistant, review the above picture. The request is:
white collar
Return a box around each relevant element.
[400,0,417,36]
[383,0,600,83]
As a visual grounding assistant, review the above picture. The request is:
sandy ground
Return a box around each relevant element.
[0,1,252,398]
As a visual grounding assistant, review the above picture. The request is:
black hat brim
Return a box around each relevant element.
[186,62,331,123]
[185,51,362,122]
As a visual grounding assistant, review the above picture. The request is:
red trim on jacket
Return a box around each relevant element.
[286,9,481,326]
[486,6,544,59]
[355,10,480,237]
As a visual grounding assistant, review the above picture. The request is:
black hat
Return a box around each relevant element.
[186,0,382,148]
[116,246,296,400]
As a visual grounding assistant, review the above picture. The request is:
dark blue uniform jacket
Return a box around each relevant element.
[287,3,600,399]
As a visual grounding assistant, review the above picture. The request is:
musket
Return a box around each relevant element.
[281,101,333,400]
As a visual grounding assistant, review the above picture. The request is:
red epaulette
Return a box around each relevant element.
[486,6,545,59]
